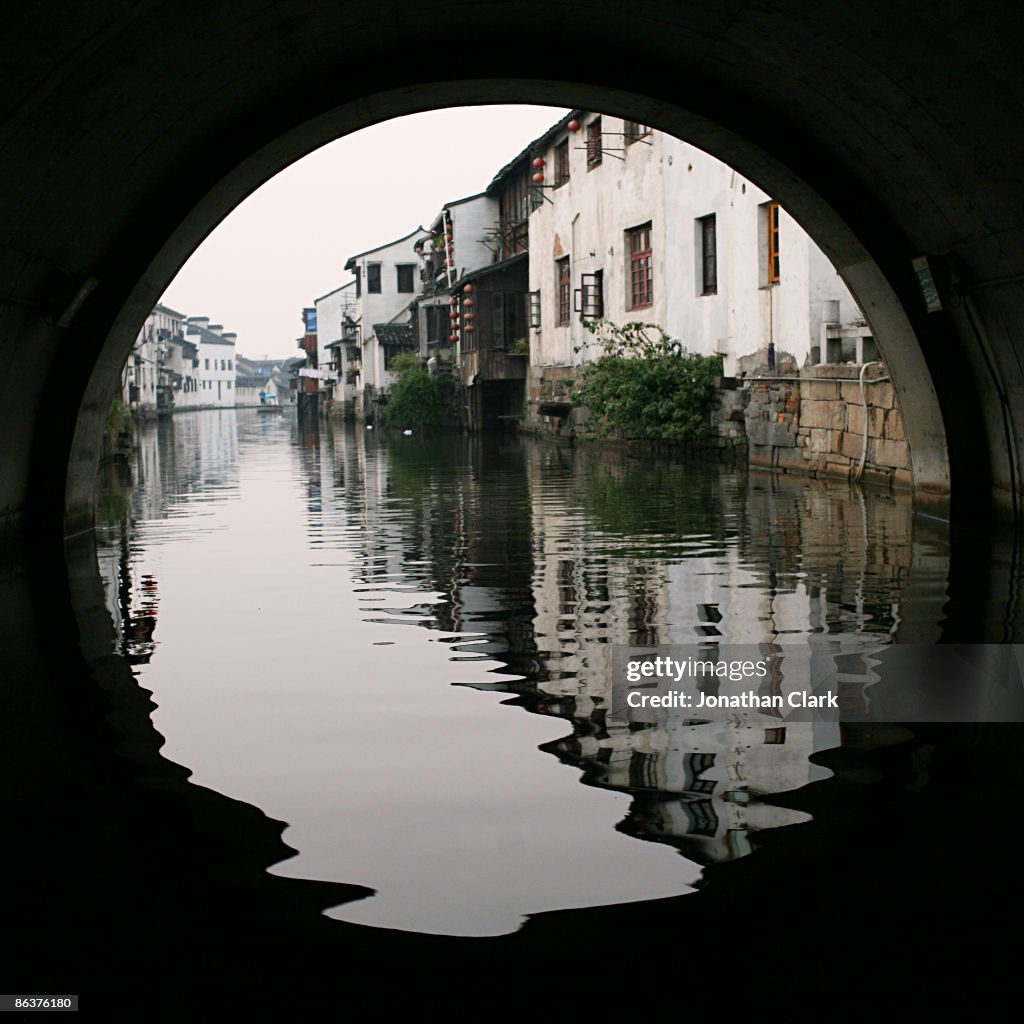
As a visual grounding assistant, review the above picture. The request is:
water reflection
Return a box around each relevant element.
[95,411,951,934]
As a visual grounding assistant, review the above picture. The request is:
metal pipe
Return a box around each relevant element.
[852,361,879,484]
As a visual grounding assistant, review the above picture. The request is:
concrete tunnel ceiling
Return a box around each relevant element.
[2,1,1023,552]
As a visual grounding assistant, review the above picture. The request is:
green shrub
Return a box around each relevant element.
[385,352,452,431]
[107,397,132,438]
[571,320,722,443]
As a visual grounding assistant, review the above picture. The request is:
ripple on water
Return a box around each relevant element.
[93,414,951,935]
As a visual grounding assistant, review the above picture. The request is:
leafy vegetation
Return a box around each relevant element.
[385,352,453,431]
[107,396,132,438]
[571,320,722,443]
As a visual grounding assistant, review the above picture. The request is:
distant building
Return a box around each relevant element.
[315,281,358,417]
[185,317,237,408]
[235,355,287,406]
[410,194,498,413]
[343,227,424,420]
[447,161,537,430]
[124,303,188,416]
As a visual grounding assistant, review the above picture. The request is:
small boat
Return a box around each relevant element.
[257,394,283,414]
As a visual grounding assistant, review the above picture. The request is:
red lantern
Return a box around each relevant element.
[463,297,474,309]
[450,295,458,305]
[532,156,545,168]
[464,284,475,294]
[447,258,455,266]
[465,324,475,333]
[446,231,454,240]
[464,312,475,322]
[449,333,459,343]
[567,119,580,132]
[532,172,544,184]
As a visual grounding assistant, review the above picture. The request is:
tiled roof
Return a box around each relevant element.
[372,323,414,346]
[344,226,426,270]
[186,323,236,346]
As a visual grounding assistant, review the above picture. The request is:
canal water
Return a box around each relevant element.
[94,409,952,936]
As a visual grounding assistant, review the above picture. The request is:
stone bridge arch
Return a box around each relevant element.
[0,3,1019,564]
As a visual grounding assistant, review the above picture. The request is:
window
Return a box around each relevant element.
[221,359,226,370]
[227,381,232,390]
[626,223,653,309]
[624,120,651,145]
[396,264,415,293]
[367,263,382,293]
[576,271,603,319]
[228,360,233,371]
[528,290,542,329]
[698,214,717,295]
[556,257,571,325]
[586,118,602,168]
[204,358,209,370]
[554,139,570,188]
[354,267,361,297]
[491,292,528,349]
[498,167,533,258]
[760,201,781,284]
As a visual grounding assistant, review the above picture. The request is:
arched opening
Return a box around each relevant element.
[6,6,1024,998]
[62,84,954,536]
[70,99,950,937]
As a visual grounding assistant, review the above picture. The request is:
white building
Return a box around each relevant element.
[416,193,498,373]
[343,227,424,419]
[123,303,188,416]
[526,111,869,384]
[316,281,358,417]
[185,317,237,408]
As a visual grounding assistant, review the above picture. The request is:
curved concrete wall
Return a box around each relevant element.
[1,3,1021,555]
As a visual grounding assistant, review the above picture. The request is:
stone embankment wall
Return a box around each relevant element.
[743,363,910,490]
[520,362,911,490]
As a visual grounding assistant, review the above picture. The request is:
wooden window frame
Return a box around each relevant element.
[396,263,416,293]
[699,214,717,296]
[575,270,604,319]
[586,118,602,169]
[624,120,652,145]
[626,223,653,310]
[366,262,382,294]
[556,257,572,325]
[554,139,570,188]
[767,202,781,284]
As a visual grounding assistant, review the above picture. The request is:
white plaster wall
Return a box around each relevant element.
[126,316,160,410]
[661,136,817,373]
[316,282,357,407]
[529,116,666,368]
[198,340,236,407]
[527,117,866,377]
[448,194,498,280]
[350,231,421,401]
[165,343,201,409]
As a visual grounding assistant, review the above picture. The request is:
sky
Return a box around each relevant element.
[160,105,570,360]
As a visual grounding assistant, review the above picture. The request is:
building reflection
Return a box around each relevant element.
[308,429,949,869]
[95,411,241,663]
[101,417,951,873]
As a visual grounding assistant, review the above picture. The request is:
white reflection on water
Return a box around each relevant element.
[104,411,701,936]
[99,410,948,934]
